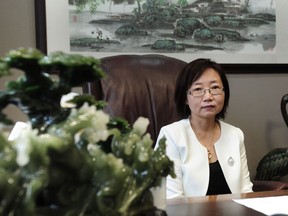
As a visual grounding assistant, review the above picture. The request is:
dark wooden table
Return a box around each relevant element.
[166,190,288,216]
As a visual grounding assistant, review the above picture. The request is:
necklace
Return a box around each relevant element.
[190,120,217,160]
[207,150,213,159]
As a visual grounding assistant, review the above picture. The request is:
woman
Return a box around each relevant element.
[155,58,253,198]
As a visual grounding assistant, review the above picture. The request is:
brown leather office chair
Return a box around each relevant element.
[83,54,288,192]
[83,54,186,146]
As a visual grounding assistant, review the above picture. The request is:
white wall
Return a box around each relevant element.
[226,74,288,178]
[0,0,288,179]
[0,0,35,123]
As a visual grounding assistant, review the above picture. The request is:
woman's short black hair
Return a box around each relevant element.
[174,58,230,120]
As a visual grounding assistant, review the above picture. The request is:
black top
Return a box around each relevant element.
[206,160,231,195]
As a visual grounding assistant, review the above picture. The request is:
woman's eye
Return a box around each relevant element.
[193,88,203,92]
[211,86,220,90]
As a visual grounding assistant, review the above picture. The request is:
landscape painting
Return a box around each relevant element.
[68,0,276,54]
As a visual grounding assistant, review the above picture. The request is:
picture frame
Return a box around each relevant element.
[34,0,288,74]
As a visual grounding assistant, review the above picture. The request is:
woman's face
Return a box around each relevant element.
[186,68,225,120]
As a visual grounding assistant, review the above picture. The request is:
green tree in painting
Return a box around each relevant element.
[71,0,105,14]
[136,0,176,26]
[177,0,188,15]
[71,0,179,28]
[71,0,138,14]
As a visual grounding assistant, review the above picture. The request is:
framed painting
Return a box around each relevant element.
[35,0,288,73]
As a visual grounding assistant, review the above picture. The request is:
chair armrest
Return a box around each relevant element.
[252,180,288,192]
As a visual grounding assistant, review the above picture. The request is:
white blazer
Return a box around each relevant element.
[155,119,253,198]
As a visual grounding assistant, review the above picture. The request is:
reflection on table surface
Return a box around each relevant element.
[166,190,288,216]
